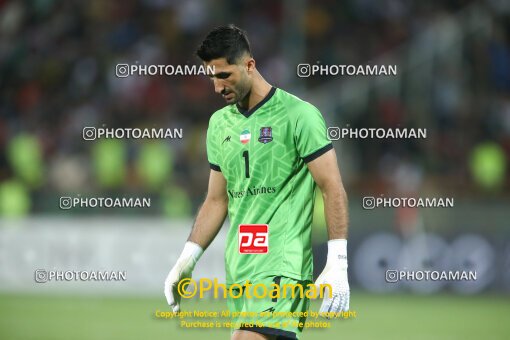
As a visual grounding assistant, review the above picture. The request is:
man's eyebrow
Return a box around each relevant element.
[208,71,231,78]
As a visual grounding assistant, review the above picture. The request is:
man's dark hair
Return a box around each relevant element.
[196,24,252,64]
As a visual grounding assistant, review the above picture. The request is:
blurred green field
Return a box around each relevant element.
[1,292,509,340]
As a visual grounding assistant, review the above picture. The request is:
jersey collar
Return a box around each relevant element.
[236,87,277,118]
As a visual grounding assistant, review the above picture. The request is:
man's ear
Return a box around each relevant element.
[246,58,256,74]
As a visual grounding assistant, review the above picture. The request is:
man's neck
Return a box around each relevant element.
[238,73,272,111]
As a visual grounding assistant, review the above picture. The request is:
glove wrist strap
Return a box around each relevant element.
[179,241,204,265]
[326,239,348,267]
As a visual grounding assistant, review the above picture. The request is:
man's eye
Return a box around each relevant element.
[217,73,230,79]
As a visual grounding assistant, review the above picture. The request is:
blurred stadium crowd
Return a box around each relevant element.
[0,0,509,216]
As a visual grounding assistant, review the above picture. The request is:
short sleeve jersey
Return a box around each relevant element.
[206,87,332,285]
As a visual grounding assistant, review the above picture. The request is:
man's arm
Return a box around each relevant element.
[307,149,349,239]
[188,169,228,249]
[307,148,350,314]
[164,169,228,311]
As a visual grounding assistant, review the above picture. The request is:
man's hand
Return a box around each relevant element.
[164,242,204,312]
[314,239,350,314]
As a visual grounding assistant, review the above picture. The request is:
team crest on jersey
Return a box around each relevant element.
[258,127,273,144]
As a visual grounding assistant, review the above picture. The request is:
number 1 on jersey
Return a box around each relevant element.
[242,150,250,178]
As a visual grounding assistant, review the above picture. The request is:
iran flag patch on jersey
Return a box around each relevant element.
[240,129,251,144]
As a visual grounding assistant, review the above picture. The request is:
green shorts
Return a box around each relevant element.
[227,276,311,339]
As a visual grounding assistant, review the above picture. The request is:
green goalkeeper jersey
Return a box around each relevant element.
[206,87,332,285]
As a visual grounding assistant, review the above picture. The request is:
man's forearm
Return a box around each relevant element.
[187,196,228,250]
[322,185,349,240]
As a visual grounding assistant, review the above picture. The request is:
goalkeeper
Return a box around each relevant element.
[165,24,350,340]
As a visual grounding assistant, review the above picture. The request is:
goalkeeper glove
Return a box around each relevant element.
[164,241,204,312]
[314,239,350,314]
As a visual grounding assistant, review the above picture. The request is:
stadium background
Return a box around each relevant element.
[0,0,509,339]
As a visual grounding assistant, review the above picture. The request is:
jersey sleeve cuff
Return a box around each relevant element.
[209,163,221,172]
[302,143,333,163]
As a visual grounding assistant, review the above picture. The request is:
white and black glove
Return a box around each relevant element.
[314,239,350,314]
[164,241,204,312]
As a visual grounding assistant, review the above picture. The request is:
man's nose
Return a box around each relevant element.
[213,79,225,95]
